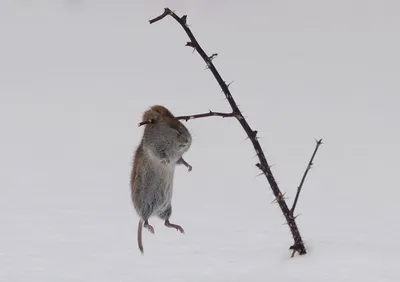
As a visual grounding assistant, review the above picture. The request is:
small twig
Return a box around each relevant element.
[138,119,154,127]
[176,110,235,121]
[291,138,323,214]
[138,110,235,126]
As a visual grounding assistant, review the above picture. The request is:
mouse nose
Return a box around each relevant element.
[179,138,190,147]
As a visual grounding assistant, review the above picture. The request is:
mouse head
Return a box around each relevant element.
[142,105,192,151]
[142,105,176,125]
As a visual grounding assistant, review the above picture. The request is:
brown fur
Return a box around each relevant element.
[141,105,181,130]
[130,145,142,207]
[142,105,175,120]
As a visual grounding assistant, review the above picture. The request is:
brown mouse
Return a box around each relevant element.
[130,105,192,254]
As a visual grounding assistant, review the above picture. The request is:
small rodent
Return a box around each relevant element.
[130,105,192,254]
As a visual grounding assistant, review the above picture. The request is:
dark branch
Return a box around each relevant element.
[148,8,171,24]
[176,111,236,121]
[291,138,323,214]
[138,110,235,127]
[148,8,319,257]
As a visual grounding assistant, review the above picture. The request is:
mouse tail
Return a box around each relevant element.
[138,219,144,254]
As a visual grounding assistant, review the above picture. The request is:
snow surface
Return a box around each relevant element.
[1,0,400,281]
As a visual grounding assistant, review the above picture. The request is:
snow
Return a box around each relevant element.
[1,0,400,281]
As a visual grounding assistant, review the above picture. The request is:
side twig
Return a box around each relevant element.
[138,110,235,126]
[148,8,170,24]
[149,7,317,256]
[291,138,324,214]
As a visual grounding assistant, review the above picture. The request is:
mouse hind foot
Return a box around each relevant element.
[165,219,185,234]
[144,220,155,234]
[158,205,185,234]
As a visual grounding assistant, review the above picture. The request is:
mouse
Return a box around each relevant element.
[130,105,192,254]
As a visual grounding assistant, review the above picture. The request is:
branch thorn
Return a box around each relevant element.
[181,15,187,24]
[209,53,218,61]
[227,80,234,88]
[293,213,302,219]
[186,41,195,48]
[255,172,265,178]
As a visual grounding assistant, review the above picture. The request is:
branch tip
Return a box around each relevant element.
[149,8,172,24]
[291,138,324,213]
[315,138,323,145]
[138,119,154,127]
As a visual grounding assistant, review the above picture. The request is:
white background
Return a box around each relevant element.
[1,0,399,281]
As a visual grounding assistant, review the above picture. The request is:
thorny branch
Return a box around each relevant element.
[148,8,323,257]
[291,138,324,214]
[138,110,235,127]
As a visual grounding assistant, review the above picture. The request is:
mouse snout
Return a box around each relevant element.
[179,141,188,147]
[178,137,190,148]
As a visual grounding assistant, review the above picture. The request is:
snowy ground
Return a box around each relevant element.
[1,1,400,281]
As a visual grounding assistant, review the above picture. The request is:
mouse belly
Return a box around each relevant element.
[133,163,175,220]
[152,184,173,216]
[147,169,174,217]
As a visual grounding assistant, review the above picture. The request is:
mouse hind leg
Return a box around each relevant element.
[158,205,185,234]
[165,219,185,234]
[139,203,155,234]
[143,220,154,234]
